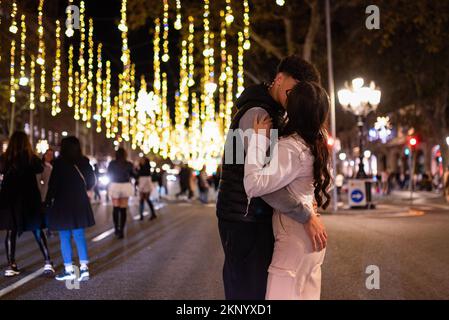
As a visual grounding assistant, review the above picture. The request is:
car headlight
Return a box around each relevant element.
[99,175,110,186]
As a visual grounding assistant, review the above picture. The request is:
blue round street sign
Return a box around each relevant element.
[351,189,364,203]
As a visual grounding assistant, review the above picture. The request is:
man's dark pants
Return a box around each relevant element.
[218,218,274,300]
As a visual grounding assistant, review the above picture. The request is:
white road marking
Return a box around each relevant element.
[0,202,167,297]
[0,268,44,298]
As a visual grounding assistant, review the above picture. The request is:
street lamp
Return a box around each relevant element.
[338,78,381,178]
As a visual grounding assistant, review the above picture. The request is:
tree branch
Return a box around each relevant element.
[250,28,284,60]
[303,0,321,62]
[244,70,262,84]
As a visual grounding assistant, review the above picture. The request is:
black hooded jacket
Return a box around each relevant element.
[216,84,285,223]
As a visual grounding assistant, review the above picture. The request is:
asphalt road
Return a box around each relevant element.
[0,195,448,300]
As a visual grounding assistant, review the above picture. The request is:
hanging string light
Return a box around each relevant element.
[225,53,234,132]
[218,10,227,123]
[243,0,251,50]
[174,0,182,30]
[74,71,80,121]
[0,0,2,62]
[29,55,36,110]
[9,40,16,103]
[18,14,28,87]
[276,0,285,6]
[86,18,95,127]
[160,72,170,158]
[130,64,137,149]
[65,0,75,37]
[79,1,87,121]
[67,45,74,108]
[161,0,170,62]
[237,31,245,97]
[103,60,112,138]
[225,0,234,25]
[187,16,195,88]
[37,0,46,103]
[118,0,132,142]
[51,20,62,116]
[95,43,103,133]
[9,1,18,34]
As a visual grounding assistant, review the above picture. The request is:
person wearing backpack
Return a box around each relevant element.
[46,136,96,282]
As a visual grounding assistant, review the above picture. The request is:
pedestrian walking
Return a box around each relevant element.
[93,164,101,202]
[444,166,449,203]
[107,147,136,239]
[137,157,157,220]
[177,164,193,200]
[45,136,96,282]
[0,131,54,277]
[37,148,55,238]
[197,166,210,204]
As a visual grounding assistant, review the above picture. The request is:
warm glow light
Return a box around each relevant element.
[276,0,285,6]
[19,77,29,86]
[352,77,364,89]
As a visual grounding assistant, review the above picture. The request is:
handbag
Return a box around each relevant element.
[74,164,94,199]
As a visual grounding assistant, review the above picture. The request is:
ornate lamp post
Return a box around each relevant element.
[338,78,381,179]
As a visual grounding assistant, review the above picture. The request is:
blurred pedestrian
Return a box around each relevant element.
[444,166,449,203]
[37,148,55,238]
[107,148,136,239]
[197,165,210,204]
[93,164,101,202]
[0,131,54,277]
[137,157,157,221]
[46,136,96,282]
[177,164,193,200]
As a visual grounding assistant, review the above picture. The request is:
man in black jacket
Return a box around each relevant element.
[217,55,328,300]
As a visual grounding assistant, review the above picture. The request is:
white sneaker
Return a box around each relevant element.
[43,263,55,277]
[4,264,20,277]
[55,269,76,281]
[78,267,90,281]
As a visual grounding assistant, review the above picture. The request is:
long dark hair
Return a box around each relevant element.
[60,136,83,164]
[3,131,35,169]
[115,147,127,162]
[281,81,332,209]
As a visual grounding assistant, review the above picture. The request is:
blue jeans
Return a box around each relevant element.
[59,229,89,266]
[199,190,209,204]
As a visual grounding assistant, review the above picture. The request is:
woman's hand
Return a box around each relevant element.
[253,114,272,137]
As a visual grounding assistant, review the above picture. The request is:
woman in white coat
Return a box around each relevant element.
[244,81,331,300]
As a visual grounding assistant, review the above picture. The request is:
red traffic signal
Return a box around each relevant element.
[409,136,418,147]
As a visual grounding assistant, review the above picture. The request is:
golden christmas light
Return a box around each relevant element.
[79,1,87,120]
[29,55,36,110]
[95,43,103,133]
[86,18,95,128]
[68,45,74,108]
[225,0,234,25]
[161,0,170,62]
[9,40,17,103]
[51,20,62,116]
[66,0,75,37]
[18,14,28,87]
[37,0,46,103]
[9,1,18,34]
[243,0,251,50]
[174,0,182,30]
[237,31,245,97]
[74,71,80,120]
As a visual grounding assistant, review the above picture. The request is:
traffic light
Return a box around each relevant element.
[408,136,418,149]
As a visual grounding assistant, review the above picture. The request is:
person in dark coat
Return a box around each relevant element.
[46,136,96,282]
[0,131,54,277]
